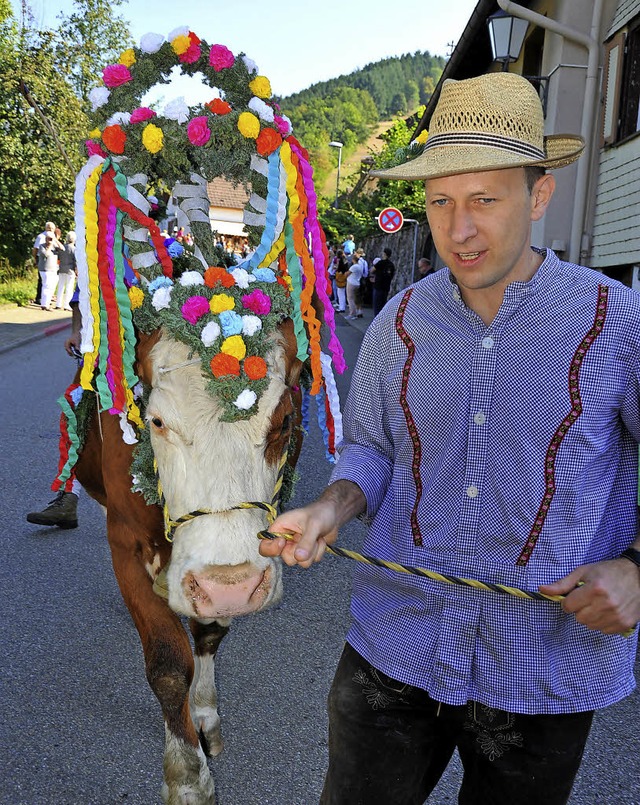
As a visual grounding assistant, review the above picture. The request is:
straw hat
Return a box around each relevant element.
[372,73,584,181]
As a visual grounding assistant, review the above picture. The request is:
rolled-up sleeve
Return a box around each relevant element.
[329,315,395,517]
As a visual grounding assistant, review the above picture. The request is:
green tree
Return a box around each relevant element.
[0,3,87,267]
[54,0,133,105]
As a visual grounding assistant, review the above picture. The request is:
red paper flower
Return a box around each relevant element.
[130,107,156,124]
[181,295,210,324]
[102,64,133,88]
[204,266,235,288]
[102,124,127,154]
[179,32,201,64]
[243,355,268,380]
[85,140,107,157]
[209,44,235,71]
[206,98,232,115]
[210,353,240,377]
[187,116,211,146]
[242,289,271,315]
[256,127,283,156]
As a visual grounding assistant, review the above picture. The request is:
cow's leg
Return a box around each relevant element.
[108,523,216,805]
[189,619,230,757]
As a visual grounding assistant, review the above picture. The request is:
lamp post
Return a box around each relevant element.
[329,141,343,209]
[486,11,550,114]
[487,9,529,71]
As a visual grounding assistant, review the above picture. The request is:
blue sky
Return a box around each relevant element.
[17,0,479,98]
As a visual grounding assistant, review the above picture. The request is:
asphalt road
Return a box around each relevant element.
[1,318,639,805]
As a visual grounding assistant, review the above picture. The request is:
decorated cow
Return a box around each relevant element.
[51,28,345,804]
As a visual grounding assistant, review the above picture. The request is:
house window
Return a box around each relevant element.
[601,15,640,145]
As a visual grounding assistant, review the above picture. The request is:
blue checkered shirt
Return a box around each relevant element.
[330,249,640,714]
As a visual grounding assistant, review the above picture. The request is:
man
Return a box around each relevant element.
[32,221,56,306]
[26,289,82,529]
[261,73,640,804]
[417,256,433,277]
[342,234,356,256]
[370,247,395,315]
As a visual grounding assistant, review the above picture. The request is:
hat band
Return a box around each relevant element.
[423,132,545,161]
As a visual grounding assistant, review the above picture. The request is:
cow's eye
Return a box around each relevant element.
[151,417,164,429]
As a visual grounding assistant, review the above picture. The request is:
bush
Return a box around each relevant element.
[0,259,37,307]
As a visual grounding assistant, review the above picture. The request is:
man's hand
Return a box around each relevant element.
[539,558,640,635]
[64,330,81,357]
[259,480,366,569]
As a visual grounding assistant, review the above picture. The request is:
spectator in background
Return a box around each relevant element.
[32,221,56,305]
[342,234,356,256]
[37,231,63,310]
[346,253,364,319]
[334,250,349,313]
[418,256,434,278]
[370,247,395,316]
[55,231,77,311]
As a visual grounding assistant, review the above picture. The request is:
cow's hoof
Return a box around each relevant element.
[161,781,216,805]
[198,725,224,758]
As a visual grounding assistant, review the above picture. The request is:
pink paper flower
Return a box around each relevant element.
[242,289,271,316]
[85,140,107,157]
[181,295,210,324]
[102,64,133,88]
[130,107,156,124]
[187,116,211,146]
[209,44,235,71]
[274,115,291,136]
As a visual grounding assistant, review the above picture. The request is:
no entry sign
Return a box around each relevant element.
[378,207,404,233]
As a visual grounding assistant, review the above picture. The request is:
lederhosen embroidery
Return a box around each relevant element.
[516,284,609,566]
[395,288,423,547]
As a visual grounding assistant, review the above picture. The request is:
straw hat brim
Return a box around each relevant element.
[371,134,585,181]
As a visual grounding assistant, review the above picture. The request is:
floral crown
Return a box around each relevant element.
[75,27,345,439]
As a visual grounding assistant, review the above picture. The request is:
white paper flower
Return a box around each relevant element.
[132,382,144,400]
[163,97,189,124]
[178,271,205,287]
[167,25,189,42]
[152,286,172,310]
[241,315,262,336]
[106,111,131,126]
[201,320,221,347]
[89,86,110,111]
[234,389,257,410]
[140,32,165,53]
[231,267,250,288]
[248,97,274,123]
[242,55,258,75]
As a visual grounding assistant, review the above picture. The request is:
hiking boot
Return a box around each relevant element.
[27,492,78,529]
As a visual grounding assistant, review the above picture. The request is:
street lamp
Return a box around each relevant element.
[487,10,528,71]
[486,10,550,115]
[329,141,343,209]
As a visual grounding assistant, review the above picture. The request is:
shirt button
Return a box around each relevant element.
[452,288,461,301]
[473,411,486,426]
[466,485,479,499]
[482,336,494,349]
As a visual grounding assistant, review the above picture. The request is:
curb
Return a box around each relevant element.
[0,319,70,356]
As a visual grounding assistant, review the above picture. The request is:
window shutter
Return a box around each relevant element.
[601,31,626,146]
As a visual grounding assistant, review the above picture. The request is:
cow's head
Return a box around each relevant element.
[137,319,303,620]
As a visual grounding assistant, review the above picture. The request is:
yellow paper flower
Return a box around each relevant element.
[238,111,260,139]
[415,130,429,144]
[281,275,293,292]
[249,76,272,99]
[142,123,164,154]
[119,49,136,68]
[128,286,144,309]
[221,335,246,361]
[209,293,235,314]
[88,128,101,139]
[171,34,191,56]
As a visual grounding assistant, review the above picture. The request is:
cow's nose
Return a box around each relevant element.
[183,562,272,618]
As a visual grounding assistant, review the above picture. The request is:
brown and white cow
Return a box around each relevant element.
[75,319,303,804]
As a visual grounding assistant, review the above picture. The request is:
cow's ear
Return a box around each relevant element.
[135,328,162,385]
